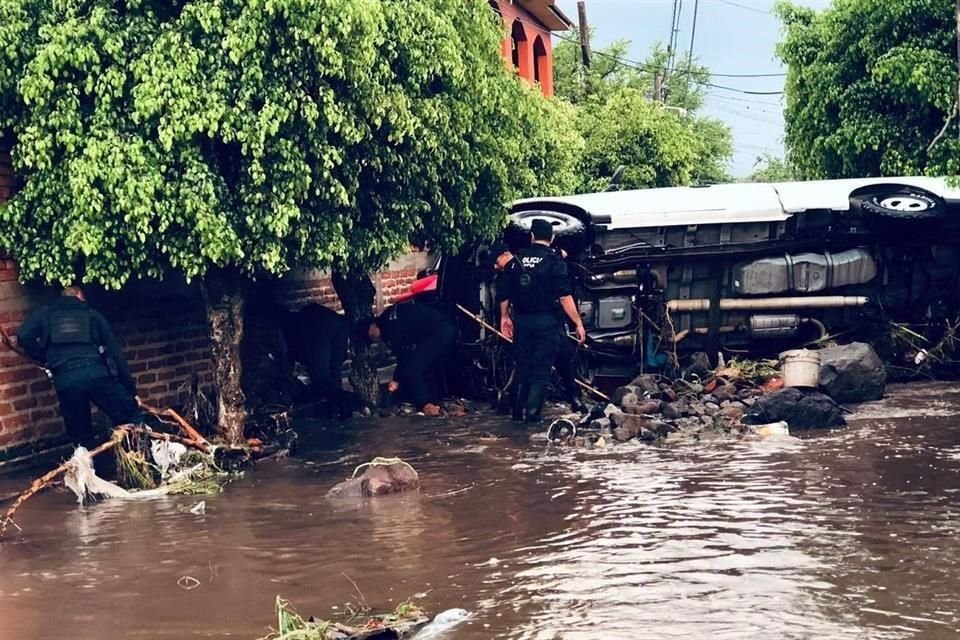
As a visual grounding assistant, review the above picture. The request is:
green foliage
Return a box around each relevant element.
[0,0,578,287]
[747,153,798,182]
[776,0,960,179]
[576,88,699,191]
[553,34,733,190]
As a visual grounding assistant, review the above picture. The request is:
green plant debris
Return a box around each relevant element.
[258,596,428,640]
[111,431,237,495]
[722,357,781,384]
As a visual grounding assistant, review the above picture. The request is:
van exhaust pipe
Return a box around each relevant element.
[666,296,869,312]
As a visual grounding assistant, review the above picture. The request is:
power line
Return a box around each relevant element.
[507,12,786,83]
[716,0,771,15]
[705,91,783,107]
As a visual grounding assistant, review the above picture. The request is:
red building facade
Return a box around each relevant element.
[490,0,572,97]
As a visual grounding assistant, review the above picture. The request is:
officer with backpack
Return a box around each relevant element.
[16,286,142,445]
[499,219,586,424]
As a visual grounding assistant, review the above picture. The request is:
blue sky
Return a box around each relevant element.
[554,0,833,178]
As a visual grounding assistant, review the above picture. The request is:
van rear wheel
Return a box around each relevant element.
[852,187,946,223]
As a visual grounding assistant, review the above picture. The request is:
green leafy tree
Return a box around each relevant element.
[747,153,798,182]
[776,0,960,179]
[0,0,578,442]
[553,34,733,189]
[576,88,700,191]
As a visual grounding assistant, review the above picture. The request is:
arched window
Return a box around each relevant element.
[533,35,547,84]
[510,20,527,70]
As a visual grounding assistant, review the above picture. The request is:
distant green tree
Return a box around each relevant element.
[0,0,580,441]
[748,153,798,182]
[776,0,959,179]
[553,33,733,189]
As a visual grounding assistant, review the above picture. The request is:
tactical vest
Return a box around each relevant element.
[512,248,556,314]
[46,305,93,346]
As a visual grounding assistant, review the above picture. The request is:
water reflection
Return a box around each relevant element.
[1,385,960,638]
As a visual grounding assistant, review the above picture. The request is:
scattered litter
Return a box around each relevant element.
[189,501,206,515]
[151,440,188,480]
[177,576,201,590]
[412,608,472,639]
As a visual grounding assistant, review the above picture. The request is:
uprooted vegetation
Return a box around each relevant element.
[259,596,429,640]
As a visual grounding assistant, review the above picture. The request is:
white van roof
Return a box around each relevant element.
[512,177,960,230]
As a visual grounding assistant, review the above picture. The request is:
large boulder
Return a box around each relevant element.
[326,462,420,499]
[818,342,886,403]
[742,387,845,430]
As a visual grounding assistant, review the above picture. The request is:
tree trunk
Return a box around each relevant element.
[201,269,247,445]
[332,269,380,408]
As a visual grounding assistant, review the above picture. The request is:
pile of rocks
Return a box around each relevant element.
[575,374,767,445]
[561,341,887,448]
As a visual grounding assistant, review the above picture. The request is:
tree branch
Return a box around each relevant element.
[927,102,958,154]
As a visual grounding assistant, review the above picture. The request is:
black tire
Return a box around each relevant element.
[853,187,946,223]
[505,210,590,252]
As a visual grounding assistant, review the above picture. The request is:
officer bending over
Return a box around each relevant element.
[16,286,142,446]
[499,219,586,424]
[278,303,353,420]
[365,302,456,417]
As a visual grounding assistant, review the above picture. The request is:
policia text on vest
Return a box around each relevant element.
[498,219,586,424]
[16,287,143,446]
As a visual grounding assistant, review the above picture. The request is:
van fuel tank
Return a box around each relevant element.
[733,248,876,295]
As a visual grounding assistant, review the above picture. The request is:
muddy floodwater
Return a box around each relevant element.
[3,383,960,639]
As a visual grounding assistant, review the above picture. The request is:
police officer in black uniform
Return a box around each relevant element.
[16,286,142,446]
[491,243,585,414]
[499,219,586,424]
[365,302,456,416]
[277,303,353,419]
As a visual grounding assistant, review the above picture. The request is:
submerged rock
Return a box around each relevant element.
[819,342,886,403]
[326,461,421,499]
[742,387,845,430]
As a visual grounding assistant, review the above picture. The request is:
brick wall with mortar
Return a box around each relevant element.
[0,145,431,463]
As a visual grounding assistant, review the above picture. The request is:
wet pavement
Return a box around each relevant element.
[2,382,960,639]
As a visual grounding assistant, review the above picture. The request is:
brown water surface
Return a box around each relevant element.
[3,383,960,639]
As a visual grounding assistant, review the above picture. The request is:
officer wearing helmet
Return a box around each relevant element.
[499,219,586,424]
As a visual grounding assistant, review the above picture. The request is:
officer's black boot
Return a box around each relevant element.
[524,383,547,425]
[569,394,587,414]
[511,384,528,422]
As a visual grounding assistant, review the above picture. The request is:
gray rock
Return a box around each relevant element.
[685,351,712,380]
[327,462,421,498]
[712,383,738,403]
[738,387,761,401]
[629,374,662,396]
[631,399,663,415]
[700,394,716,404]
[742,387,845,429]
[700,415,715,427]
[689,401,707,417]
[818,342,886,403]
[619,393,640,410]
[719,405,745,420]
[662,402,684,420]
[612,386,640,405]
[589,417,612,430]
[703,402,721,416]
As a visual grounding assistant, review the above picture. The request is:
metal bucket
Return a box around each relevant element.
[780,349,821,388]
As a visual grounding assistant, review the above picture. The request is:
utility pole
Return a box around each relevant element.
[577,1,591,69]
[687,0,699,70]
[653,73,663,103]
